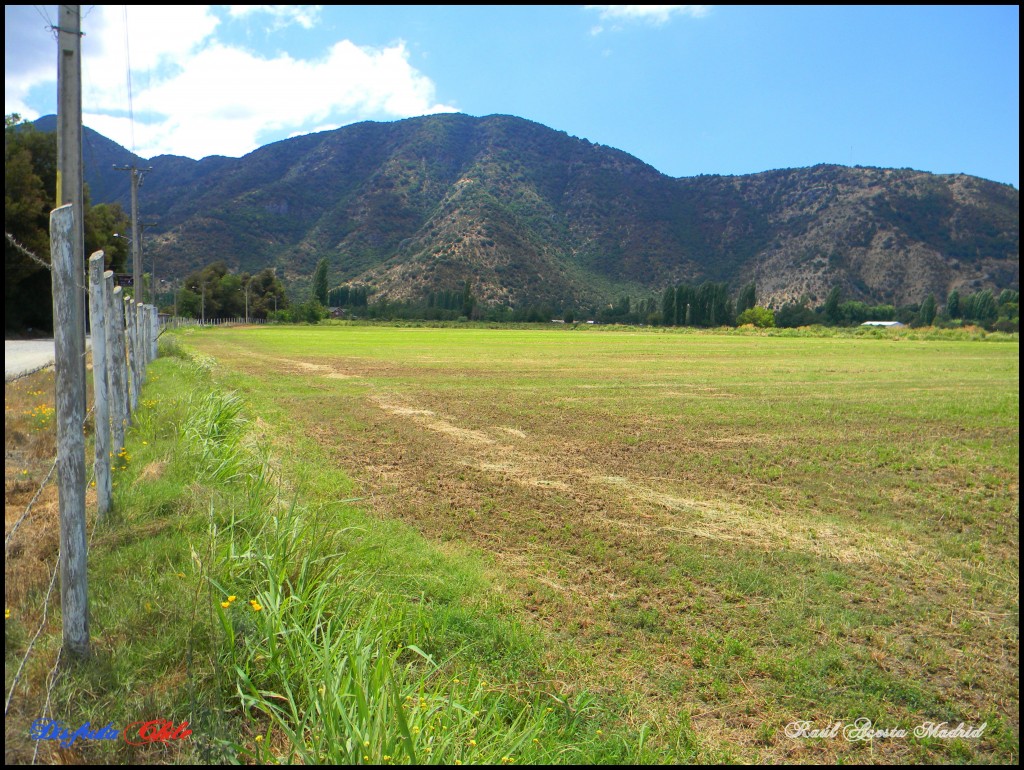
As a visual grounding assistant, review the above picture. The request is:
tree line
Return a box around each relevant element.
[175,261,288,320]
[149,249,1023,332]
[167,255,1020,332]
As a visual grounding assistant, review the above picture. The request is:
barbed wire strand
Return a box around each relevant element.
[5,233,125,302]
[5,231,51,271]
[4,458,58,557]
[31,459,101,766]
[31,644,63,765]
[4,554,59,717]
[3,398,96,557]
[7,435,101,758]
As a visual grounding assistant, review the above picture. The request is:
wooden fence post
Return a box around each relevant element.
[126,294,139,414]
[137,302,148,379]
[105,275,127,456]
[88,252,111,516]
[50,204,89,658]
[150,306,159,360]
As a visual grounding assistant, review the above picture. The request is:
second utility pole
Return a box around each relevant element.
[55,2,90,661]
[113,163,151,302]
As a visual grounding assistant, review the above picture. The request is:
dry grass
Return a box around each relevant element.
[5,368,64,765]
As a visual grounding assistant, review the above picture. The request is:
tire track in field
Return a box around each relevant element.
[365,390,910,566]
[194,344,916,565]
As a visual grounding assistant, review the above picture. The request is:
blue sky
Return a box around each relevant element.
[5,5,1019,187]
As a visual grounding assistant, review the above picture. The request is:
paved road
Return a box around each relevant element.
[4,338,91,381]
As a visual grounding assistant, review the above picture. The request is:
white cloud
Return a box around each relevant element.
[587,5,711,26]
[10,5,457,159]
[228,5,323,30]
[4,6,60,118]
[79,5,221,122]
[120,39,456,158]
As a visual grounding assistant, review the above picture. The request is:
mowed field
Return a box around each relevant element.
[184,324,1019,762]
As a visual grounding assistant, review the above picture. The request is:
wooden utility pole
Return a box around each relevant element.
[129,168,142,302]
[113,166,152,303]
[56,4,86,376]
[55,4,89,659]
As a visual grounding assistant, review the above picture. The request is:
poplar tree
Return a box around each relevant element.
[736,282,756,315]
[919,294,937,326]
[662,286,676,326]
[946,290,960,319]
[824,286,842,324]
[312,258,329,306]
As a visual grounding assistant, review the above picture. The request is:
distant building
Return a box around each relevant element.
[860,321,905,327]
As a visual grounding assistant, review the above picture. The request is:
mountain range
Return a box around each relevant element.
[34,113,1019,309]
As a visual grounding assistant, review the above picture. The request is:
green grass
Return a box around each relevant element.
[8,335,674,764]
[7,322,1014,764]
[175,322,1018,763]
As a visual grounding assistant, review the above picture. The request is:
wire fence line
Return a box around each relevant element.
[32,645,63,765]
[4,557,60,718]
[4,458,58,558]
[6,209,163,705]
[4,401,97,559]
[5,230,52,270]
[26,460,105,765]
[5,458,102,735]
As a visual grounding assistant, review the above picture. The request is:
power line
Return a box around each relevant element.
[32,4,55,36]
[123,6,136,155]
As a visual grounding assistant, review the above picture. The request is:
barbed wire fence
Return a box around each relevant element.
[4,208,161,732]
